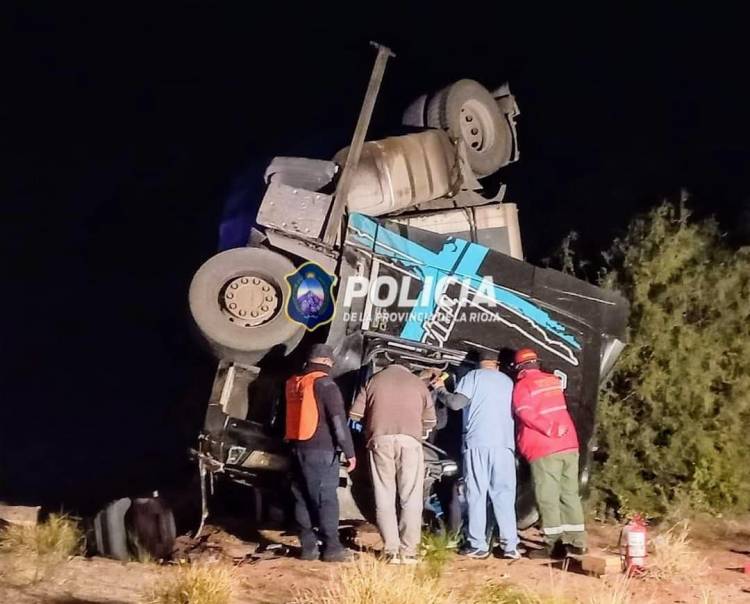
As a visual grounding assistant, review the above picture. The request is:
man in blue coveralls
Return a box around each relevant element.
[434,349,520,559]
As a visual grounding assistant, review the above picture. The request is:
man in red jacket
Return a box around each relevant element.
[512,348,587,558]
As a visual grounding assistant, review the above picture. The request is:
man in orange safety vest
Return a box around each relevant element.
[285,343,356,562]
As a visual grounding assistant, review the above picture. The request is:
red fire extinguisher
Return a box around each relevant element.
[620,514,648,575]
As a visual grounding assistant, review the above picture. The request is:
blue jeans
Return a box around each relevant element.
[290,448,343,555]
[464,447,519,552]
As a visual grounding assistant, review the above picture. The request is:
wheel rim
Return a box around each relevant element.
[221,275,280,328]
[459,99,495,153]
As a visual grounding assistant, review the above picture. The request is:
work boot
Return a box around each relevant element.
[322,548,353,563]
[527,546,553,560]
[300,547,320,561]
[528,541,567,560]
[565,544,588,556]
[551,540,569,559]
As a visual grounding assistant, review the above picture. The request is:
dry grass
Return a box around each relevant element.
[697,587,719,604]
[645,520,705,581]
[292,556,449,604]
[471,580,560,603]
[0,514,84,560]
[0,514,84,586]
[587,574,642,604]
[466,570,574,604]
[144,562,233,604]
[471,570,650,604]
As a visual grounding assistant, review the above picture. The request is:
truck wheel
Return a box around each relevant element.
[516,505,540,531]
[516,465,540,530]
[126,497,177,561]
[189,247,305,364]
[93,498,131,561]
[426,79,512,177]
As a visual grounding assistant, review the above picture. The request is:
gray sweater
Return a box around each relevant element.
[350,365,436,442]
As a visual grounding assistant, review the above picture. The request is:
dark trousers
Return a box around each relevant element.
[290,448,343,555]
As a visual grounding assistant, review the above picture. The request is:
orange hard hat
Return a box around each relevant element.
[514,348,538,366]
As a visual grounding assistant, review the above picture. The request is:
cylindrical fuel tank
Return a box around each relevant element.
[335,130,460,216]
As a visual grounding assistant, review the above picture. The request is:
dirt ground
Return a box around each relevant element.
[1,517,749,603]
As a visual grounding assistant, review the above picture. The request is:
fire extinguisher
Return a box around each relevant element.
[620,514,648,574]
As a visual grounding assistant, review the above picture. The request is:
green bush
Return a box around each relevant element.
[592,201,750,517]
[419,530,457,578]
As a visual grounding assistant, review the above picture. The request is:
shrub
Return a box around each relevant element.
[144,562,233,604]
[292,556,448,604]
[419,529,457,578]
[593,201,750,516]
[587,574,640,604]
[0,513,84,560]
[470,579,574,604]
[646,520,705,581]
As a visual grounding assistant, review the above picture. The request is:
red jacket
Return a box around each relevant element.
[512,368,579,462]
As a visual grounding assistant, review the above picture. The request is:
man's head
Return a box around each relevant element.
[478,348,499,369]
[307,343,335,367]
[514,348,539,371]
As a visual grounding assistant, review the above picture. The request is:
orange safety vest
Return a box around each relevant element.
[285,371,327,441]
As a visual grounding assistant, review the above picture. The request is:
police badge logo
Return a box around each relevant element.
[284,261,337,331]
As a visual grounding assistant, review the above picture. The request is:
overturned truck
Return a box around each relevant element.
[185,45,628,537]
[94,45,628,559]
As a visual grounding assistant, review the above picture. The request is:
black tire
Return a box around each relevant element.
[516,461,540,530]
[93,498,131,561]
[189,247,305,364]
[426,79,513,178]
[126,497,177,561]
[516,503,540,531]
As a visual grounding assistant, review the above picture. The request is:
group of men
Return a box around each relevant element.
[284,343,587,564]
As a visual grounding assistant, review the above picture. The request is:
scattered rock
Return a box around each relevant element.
[0,503,40,526]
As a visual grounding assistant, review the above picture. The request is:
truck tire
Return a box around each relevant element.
[516,503,540,531]
[126,497,177,561]
[426,79,512,177]
[93,498,131,561]
[189,247,305,364]
[515,462,540,530]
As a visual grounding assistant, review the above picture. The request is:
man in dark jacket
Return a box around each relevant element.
[285,344,356,562]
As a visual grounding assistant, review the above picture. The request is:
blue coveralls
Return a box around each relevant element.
[456,368,519,553]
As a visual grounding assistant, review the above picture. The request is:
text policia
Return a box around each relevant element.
[340,274,503,322]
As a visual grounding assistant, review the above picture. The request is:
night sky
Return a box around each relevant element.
[3,6,749,510]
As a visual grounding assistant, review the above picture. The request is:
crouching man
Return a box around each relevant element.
[512,348,587,558]
[285,344,356,562]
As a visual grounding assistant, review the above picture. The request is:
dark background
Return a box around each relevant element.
[3,6,749,510]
